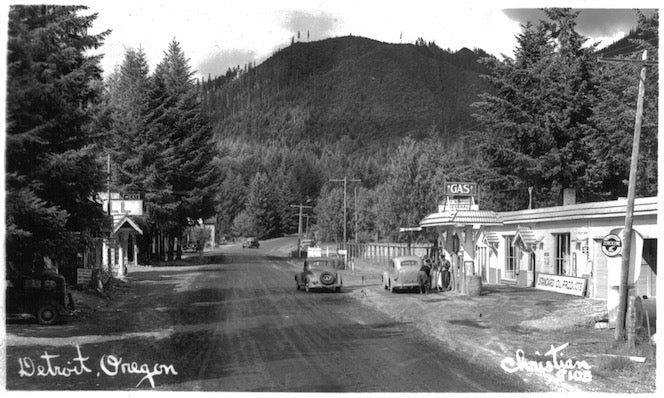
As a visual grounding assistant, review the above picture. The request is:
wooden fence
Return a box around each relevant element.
[339,242,436,266]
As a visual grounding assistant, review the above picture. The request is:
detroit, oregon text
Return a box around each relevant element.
[16,344,178,388]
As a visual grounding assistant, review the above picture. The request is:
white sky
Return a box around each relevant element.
[2,0,660,79]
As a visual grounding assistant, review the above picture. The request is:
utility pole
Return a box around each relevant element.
[330,177,361,244]
[599,51,652,341]
[354,186,358,243]
[107,153,112,217]
[290,203,312,257]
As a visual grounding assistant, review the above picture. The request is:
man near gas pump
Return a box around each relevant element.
[440,253,452,291]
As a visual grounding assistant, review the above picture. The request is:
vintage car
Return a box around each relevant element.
[242,237,260,248]
[382,256,424,292]
[182,243,197,253]
[295,257,344,292]
[6,269,74,325]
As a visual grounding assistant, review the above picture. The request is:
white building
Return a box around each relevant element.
[421,193,658,300]
[479,197,658,299]
[98,192,144,276]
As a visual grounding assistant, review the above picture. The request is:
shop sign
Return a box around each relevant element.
[77,268,93,285]
[535,273,587,296]
[444,182,477,196]
[307,247,322,258]
[601,234,622,257]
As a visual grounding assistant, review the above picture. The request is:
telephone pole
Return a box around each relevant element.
[330,176,361,243]
[290,202,312,257]
[599,51,653,341]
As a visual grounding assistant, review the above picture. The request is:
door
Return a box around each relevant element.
[554,233,570,275]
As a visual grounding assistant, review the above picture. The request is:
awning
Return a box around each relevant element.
[483,232,500,246]
[513,226,537,250]
[420,210,503,228]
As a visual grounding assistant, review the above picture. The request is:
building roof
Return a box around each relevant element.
[113,216,143,235]
[483,232,500,246]
[513,226,538,250]
[420,210,503,228]
[499,197,658,224]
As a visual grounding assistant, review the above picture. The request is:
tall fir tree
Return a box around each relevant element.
[6,5,109,270]
[472,9,598,210]
[245,172,282,239]
[584,11,658,200]
[143,39,219,258]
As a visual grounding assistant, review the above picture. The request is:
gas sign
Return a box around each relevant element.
[444,182,477,196]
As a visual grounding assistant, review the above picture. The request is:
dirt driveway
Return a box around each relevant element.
[338,258,656,393]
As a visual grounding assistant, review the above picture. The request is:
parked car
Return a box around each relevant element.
[295,257,344,292]
[6,268,74,325]
[242,237,260,248]
[182,243,197,253]
[382,256,423,292]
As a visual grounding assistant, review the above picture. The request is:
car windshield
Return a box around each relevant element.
[309,260,332,269]
[399,260,420,267]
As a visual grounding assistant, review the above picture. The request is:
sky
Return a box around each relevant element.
[2,1,660,80]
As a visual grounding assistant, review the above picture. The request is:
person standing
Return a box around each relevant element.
[430,256,442,292]
[418,257,432,294]
[440,253,452,291]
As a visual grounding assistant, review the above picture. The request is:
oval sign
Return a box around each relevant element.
[601,234,622,257]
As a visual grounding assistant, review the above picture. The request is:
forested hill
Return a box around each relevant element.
[200,36,490,151]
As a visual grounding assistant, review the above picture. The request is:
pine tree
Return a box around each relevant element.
[472,9,598,210]
[245,172,282,239]
[145,39,219,258]
[6,5,109,270]
[584,11,658,199]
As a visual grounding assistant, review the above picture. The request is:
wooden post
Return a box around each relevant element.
[616,51,648,341]
[626,296,637,349]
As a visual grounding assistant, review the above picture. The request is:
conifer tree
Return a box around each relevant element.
[145,39,218,258]
[6,5,109,270]
[584,11,658,199]
[245,172,282,239]
[472,9,598,210]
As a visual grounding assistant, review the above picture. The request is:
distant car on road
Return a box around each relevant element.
[182,243,196,253]
[382,256,423,292]
[295,257,344,292]
[242,237,260,248]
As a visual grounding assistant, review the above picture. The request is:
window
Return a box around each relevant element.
[477,245,489,282]
[554,233,570,275]
[504,236,516,280]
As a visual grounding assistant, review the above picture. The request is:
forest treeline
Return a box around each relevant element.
[204,9,658,244]
[5,6,658,273]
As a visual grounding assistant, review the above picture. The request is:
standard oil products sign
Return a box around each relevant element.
[535,273,587,297]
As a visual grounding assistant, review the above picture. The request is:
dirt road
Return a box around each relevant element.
[5,243,533,391]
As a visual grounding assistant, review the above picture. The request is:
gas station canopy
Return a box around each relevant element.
[419,210,503,228]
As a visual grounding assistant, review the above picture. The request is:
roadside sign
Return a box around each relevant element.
[77,268,93,285]
[535,273,587,296]
[601,234,622,257]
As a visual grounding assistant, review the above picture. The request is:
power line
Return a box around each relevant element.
[330,176,361,243]
[597,57,658,67]
[290,202,312,257]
